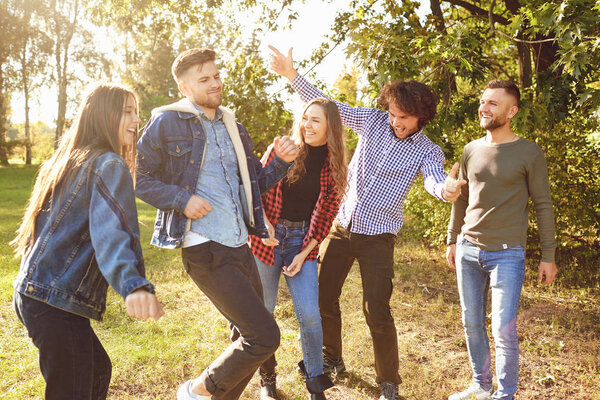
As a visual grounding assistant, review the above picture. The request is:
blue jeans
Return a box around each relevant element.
[13,291,112,400]
[256,224,323,378]
[456,239,526,400]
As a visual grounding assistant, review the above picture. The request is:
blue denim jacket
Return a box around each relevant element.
[14,152,154,321]
[135,99,291,249]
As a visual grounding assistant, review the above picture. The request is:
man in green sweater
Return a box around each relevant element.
[446,80,558,400]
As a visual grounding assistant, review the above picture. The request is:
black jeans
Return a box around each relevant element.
[318,220,402,384]
[14,291,112,400]
[181,241,280,400]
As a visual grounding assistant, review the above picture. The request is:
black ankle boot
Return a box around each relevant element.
[300,361,334,400]
[259,371,277,400]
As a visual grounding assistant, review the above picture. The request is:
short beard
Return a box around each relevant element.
[480,116,507,131]
[193,94,222,110]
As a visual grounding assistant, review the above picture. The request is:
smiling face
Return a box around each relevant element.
[118,94,140,147]
[301,104,328,146]
[388,103,420,139]
[178,61,223,113]
[479,88,518,132]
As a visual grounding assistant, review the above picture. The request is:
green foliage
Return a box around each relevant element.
[89,1,294,153]
[2,168,599,398]
[312,0,600,280]
[222,36,294,155]
[6,121,55,163]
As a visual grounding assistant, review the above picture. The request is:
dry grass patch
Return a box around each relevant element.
[1,167,599,399]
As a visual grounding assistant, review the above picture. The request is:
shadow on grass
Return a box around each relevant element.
[331,370,408,400]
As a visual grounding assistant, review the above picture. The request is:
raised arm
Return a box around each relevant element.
[268,45,377,135]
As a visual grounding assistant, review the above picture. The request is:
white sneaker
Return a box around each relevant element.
[448,383,493,400]
[177,380,211,400]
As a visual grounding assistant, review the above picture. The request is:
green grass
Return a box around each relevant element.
[1,166,599,399]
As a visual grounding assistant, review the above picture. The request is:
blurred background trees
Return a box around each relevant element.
[0,0,598,284]
[319,0,599,284]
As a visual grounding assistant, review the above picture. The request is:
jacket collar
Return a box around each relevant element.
[151,98,235,121]
[151,97,254,226]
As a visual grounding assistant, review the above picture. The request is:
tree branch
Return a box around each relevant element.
[443,0,510,25]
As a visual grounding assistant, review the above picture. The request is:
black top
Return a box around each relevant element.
[280,144,328,222]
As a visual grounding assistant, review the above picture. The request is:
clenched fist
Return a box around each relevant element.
[274,136,299,163]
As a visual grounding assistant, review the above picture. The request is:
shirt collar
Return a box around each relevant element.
[194,104,224,122]
[390,126,424,143]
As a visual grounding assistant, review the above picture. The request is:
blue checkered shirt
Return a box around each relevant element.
[291,74,447,235]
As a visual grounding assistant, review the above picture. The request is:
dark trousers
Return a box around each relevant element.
[318,220,401,384]
[13,291,112,400]
[181,241,280,400]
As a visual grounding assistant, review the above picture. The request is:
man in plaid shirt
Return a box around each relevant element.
[269,46,464,400]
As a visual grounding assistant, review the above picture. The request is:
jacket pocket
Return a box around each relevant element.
[165,138,192,174]
[75,257,107,307]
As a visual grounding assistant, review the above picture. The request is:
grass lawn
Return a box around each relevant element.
[1,165,599,399]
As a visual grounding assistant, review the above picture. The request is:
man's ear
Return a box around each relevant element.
[178,80,189,97]
[508,105,518,119]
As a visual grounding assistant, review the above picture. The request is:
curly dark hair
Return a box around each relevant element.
[377,80,437,128]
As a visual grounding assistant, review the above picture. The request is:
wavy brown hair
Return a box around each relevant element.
[11,83,138,255]
[287,98,348,197]
[377,80,437,128]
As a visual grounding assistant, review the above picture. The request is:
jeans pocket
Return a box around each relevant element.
[182,242,212,274]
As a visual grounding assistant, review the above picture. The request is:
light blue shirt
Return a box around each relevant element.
[188,108,248,247]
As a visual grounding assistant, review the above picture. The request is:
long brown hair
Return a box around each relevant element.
[287,98,348,197]
[11,83,139,255]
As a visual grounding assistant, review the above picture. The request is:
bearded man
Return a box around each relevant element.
[445,80,558,400]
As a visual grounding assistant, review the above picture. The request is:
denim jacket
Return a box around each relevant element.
[135,98,291,249]
[14,152,154,321]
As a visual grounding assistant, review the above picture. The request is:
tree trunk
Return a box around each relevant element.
[52,0,79,149]
[430,0,457,104]
[430,0,446,31]
[0,67,9,166]
[21,6,33,164]
[24,86,31,164]
[531,38,559,75]
[516,39,532,88]
[55,72,67,148]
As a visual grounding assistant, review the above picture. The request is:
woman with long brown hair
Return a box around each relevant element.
[11,84,163,400]
[249,97,347,400]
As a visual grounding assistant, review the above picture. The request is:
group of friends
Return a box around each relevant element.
[11,44,557,400]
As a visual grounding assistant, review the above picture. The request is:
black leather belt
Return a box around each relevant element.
[278,218,308,228]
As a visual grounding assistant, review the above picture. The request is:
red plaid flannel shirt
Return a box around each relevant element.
[249,146,341,265]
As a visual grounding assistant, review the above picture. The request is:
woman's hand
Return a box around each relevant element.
[283,252,307,277]
[261,219,279,247]
[125,289,164,320]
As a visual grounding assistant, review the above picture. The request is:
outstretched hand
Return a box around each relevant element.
[268,45,298,82]
[125,289,164,321]
[442,163,467,202]
[273,136,299,163]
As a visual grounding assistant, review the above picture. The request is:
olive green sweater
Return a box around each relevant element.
[447,137,556,262]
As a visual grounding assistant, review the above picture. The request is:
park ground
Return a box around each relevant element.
[1,166,599,399]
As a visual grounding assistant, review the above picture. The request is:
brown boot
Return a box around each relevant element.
[259,371,277,400]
